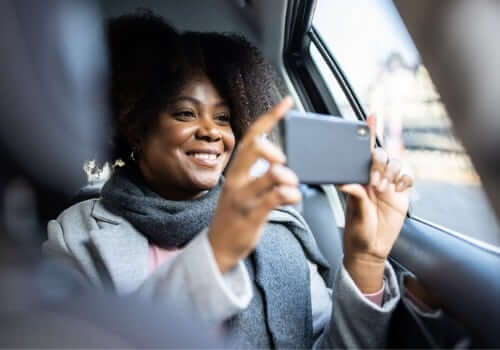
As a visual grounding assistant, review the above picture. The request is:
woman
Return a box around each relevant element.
[44,11,413,348]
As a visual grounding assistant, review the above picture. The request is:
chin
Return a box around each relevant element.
[190,175,221,191]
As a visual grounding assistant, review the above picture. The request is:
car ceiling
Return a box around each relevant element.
[99,0,289,67]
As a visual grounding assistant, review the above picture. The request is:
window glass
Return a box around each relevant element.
[312,0,500,247]
[310,45,357,122]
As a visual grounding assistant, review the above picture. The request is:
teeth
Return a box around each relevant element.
[192,153,217,160]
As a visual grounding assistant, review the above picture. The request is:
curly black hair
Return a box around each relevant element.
[107,10,286,162]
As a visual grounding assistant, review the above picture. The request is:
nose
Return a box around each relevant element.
[195,116,221,142]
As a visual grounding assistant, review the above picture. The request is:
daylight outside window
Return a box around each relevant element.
[312,0,500,247]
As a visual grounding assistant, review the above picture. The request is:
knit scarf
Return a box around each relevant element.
[101,166,221,248]
[101,166,330,348]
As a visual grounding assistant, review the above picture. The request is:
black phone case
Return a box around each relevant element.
[281,111,371,184]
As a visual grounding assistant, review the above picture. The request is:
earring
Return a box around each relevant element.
[130,144,140,162]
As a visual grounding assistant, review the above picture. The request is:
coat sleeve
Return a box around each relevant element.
[313,260,400,349]
[44,219,253,324]
[136,229,253,323]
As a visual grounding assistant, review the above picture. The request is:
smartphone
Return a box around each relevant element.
[280,111,371,184]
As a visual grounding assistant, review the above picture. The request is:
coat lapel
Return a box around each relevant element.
[89,200,150,294]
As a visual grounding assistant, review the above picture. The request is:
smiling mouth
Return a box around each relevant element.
[185,151,222,167]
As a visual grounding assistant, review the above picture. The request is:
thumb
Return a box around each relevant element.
[338,184,367,200]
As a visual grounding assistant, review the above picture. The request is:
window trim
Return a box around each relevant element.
[308,28,367,121]
[411,215,500,255]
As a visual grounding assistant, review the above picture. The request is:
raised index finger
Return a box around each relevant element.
[243,96,294,142]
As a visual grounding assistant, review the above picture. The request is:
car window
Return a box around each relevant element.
[309,44,357,122]
[311,0,500,247]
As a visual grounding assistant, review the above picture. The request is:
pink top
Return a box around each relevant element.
[148,244,384,306]
[149,244,180,272]
[363,282,385,306]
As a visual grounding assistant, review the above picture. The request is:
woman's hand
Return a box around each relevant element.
[208,97,301,273]
[340,114,413,293]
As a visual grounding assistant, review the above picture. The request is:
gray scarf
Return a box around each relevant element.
[101,166,330,348]
[101,166,221,248]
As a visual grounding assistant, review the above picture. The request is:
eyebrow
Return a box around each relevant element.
[168,96,228,108]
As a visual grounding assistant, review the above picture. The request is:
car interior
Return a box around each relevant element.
[3,0,499,347]
[73,1,497,347]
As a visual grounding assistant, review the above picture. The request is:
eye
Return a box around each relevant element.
[214,114,231,124]
[172,110,195,120]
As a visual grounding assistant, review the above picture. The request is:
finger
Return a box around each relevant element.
[338,184,367,200]
[228,97,293,178]
[228,137,286,180]
[243,96,294,141]
[378,158,401,192]
[370,148,388,187]
[251,185,302,219]
[366,113,377,150]
[395,174,414,192]
[238,164,299,201]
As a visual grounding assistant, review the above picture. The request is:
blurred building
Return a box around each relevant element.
[367,57,479,185]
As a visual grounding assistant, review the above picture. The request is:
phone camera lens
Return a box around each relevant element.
[357,127,368,137]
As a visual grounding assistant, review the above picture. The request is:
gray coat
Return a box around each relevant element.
[44,198,401,348]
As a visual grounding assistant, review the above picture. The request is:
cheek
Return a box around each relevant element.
[150,122,196,155]
[141,124,194,163]
[220,129,236,170]
[222,129,236,154]
[157,119,195,147]
[222,129,236,168]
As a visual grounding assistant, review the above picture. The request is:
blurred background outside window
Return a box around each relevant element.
[312,0,500,247]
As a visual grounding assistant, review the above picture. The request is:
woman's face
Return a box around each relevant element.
[138,74,236,200]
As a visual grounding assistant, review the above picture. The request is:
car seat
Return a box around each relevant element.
[299,185,343,282]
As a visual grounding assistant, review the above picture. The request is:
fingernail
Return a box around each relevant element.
[286,168,299,185]
[273,164,294,179]
[279,151,287,163]
[279,185,296,198]
[378,178,388,192]
[396,181,405,192]
[371,171,380,186]
[396,182,404,192]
